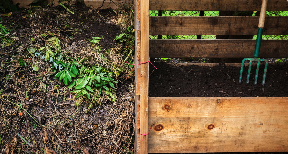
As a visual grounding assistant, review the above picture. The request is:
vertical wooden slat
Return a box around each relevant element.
[140,0,149,153]
[134,0,141,153]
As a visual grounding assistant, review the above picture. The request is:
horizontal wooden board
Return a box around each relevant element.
[174,63,265,67]
[150,16,288,35]
[150,0,288,11]
[13,0,132,9]
[150,39,288,58]
[148,97,288,153]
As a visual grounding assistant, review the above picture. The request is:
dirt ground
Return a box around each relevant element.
[149,61,288,97]
[1,4,135,154]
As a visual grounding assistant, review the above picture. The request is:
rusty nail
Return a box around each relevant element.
[164,105,170,109]
[208,124,215,130]
[154,124,164,131]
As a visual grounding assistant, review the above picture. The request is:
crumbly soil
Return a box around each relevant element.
[149,62,288,97]
[1,4,134,154]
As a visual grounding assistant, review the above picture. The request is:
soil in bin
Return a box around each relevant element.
[149,62,288,97]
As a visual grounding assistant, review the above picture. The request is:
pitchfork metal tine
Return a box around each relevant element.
[246,60,253,84]
[239,58,268,85]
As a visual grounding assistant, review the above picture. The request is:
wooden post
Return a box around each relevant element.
[134,0,141,153]
[140,0,149,153]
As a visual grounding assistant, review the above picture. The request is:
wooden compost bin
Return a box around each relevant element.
[134,0,288,153]
[13,0,132,9]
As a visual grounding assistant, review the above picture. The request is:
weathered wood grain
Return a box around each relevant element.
[149,39,288,58]
[150,16,288,35]
[150,0,288,11]
[148,97,288,153]
[134,0,140,153]
[140,0,149,153]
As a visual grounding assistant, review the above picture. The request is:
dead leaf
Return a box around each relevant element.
[45,146,56,154]
[83,148,89,154]
[43,129,48,144]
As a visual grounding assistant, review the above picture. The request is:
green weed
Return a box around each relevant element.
[0,24,13,47]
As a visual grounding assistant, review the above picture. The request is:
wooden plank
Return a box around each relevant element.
[13,0,132,9]
[174,63,263,67]
[134,0,140,153]
[149,39,288,58]
[150,16,288,35]
[148,97,288,153]
[149,0,288,11]
[140,0,149,153]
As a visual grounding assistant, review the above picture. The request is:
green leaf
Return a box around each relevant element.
[109,82,115,89]
[39,47,45,51]
[68,71,76,78]
[96,75,100,83]
[101,77,109,81]
[95,83,102,87]
[85,85,93,92]
[48,49,55,57]
[66,70,72,82]
[89,37,101,44]
[59,72,65,81]
[86,93,90,99]
[63,77,68,85]
[76,92,81,98]
[75,78,89,90]
[115,33,125,40]
[70,65,78,75]
[55,70,64,78]
[103,86,109,91]
[18,58,26,67]
[45,51,50,61]
[68,81,76,89]
[72,89,81,93]
[95,67,101,73]
[33,65,39,71]
[99,88,102,95]
[82,89,88,95]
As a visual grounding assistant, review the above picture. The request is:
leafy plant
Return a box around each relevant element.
[44,36,61,61]
[89,37,101,44]
[70,65,117,100]
[115,26,135,62]
[0,24,12,47]
[55,62,78,85]
[18,58,27,67]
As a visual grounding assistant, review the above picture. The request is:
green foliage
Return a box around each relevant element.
[18,58,27,67]
[0,24,13,47]
[55,60,117,103]
[55,62,78,85]
[115,26,135,63]
[45,36,61,61]
[266,11,288,16]
[88,37,101,44]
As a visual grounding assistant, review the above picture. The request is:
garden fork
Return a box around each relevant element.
[239,0,268,85]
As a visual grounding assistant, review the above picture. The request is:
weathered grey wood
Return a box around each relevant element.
[150,16,288,35]
[148,97,288,153]
[150,0,288,11]
[149,39,288,58]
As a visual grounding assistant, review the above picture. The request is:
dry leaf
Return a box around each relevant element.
[43,129,48,144]
[45,146,56,154]
[83,148,89,154]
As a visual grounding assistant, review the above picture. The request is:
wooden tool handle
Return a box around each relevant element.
[258,0,268,28]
